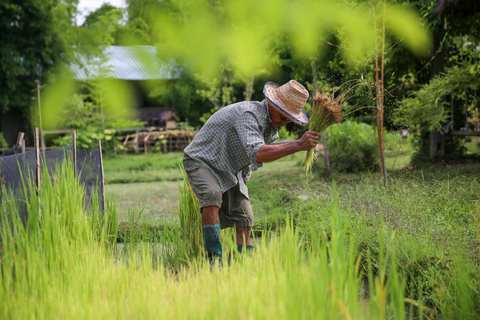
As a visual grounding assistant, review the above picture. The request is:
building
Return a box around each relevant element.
[71,45,181,129]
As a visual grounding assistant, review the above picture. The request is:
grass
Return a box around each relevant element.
[103,152,184,184]
[4,140,475,318]
[0,161,411,319]
[105,181,179,223]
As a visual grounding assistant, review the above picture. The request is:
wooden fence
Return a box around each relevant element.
[118,129,195,154]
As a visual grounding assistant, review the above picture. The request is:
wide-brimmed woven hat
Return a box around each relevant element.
[263,80,309,125]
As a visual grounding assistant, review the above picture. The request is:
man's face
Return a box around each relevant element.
[267,100,291,128]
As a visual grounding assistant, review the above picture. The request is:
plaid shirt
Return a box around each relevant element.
[183,100,278,199]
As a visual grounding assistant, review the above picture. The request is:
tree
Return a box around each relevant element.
[392,0,480,160]
[0,0,77,145]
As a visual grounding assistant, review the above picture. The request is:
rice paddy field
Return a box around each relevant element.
[1,136,480,319]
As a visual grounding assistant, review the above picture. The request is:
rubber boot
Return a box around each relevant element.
[237,244,255,254]
[202,223,222,269]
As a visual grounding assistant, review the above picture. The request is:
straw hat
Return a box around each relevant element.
[263,80,309,125]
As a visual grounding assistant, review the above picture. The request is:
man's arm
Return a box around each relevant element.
[255,131,320,163]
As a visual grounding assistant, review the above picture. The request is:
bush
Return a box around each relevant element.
[0,132,8,148]
[278,126,298,140]
[54,94,145,153]
[325,120,379,173]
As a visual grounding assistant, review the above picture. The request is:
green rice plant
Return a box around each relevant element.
[292,172,480,318]
[305,91,344,172]
[0,157,119,319]
[156,167,204,268]
[0,164,412,319]
[178,168,203,258]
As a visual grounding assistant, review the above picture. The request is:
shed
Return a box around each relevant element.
[70,46,181,129]
[71,46,177,81]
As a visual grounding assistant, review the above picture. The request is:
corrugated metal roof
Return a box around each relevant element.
[71,46,177,80]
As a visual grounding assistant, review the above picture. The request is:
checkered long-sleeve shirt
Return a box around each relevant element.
[183,100,278,198]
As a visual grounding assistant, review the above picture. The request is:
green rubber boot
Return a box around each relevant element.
[202,223,222,269]
[237,244,255,254]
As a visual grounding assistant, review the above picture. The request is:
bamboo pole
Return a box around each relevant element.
[372,0,386,184]
[72,130,77,180]
[98,140,105,213]
[35,128,42,220]
[381,0,387,181]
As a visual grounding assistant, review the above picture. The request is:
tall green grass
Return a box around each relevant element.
[0,159,118,318]
[0,159,416,319]
[291,177,480,319]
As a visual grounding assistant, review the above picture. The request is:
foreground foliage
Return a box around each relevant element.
[2,153,479,319]
[249,156,480,319]
[1,161,410,319]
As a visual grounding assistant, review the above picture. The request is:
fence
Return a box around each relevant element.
[0,129,105,223]
[118,129,195,154]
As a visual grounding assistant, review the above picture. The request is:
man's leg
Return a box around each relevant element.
[236,227,254,253]
[183,158,224,266]
[218,184,255,254]
[202,206,223,264]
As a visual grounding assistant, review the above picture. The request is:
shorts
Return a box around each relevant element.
[183,158,254,229]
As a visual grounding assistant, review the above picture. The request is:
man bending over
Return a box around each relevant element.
[183,80,320,265]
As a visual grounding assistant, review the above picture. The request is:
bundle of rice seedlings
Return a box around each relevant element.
[305,91,345,172]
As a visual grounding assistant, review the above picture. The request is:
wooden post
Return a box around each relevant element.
[372,0,387,185]
[144,133,150,155]
[72,130,77,180]
[34,81,47,152]
[163,132,167,153]
[35,128,42,220]
[98,140,105,213]
[134,133,139,154]
[15,132,24,154]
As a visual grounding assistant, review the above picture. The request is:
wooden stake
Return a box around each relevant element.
[98,140,105,213]
[372,0,386,185]
[36,81,47,152]
[35,128,42,220]
[144,133,151,155]
[381,0,387,181]
[15,132,24,154]
[72,130,77,180]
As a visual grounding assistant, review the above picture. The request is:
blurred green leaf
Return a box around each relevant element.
[385,4,433,57]
[41,79,77,130]
[101,79,136,119]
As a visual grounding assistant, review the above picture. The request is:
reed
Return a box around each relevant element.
[305,91,345,172]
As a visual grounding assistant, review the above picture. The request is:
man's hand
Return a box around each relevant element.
[255,130,321,163]
[297,131,320,151]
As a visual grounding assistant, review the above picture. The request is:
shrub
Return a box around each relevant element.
[324,120,379,173]
[278,126,298,140]
[54,94,144,153]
